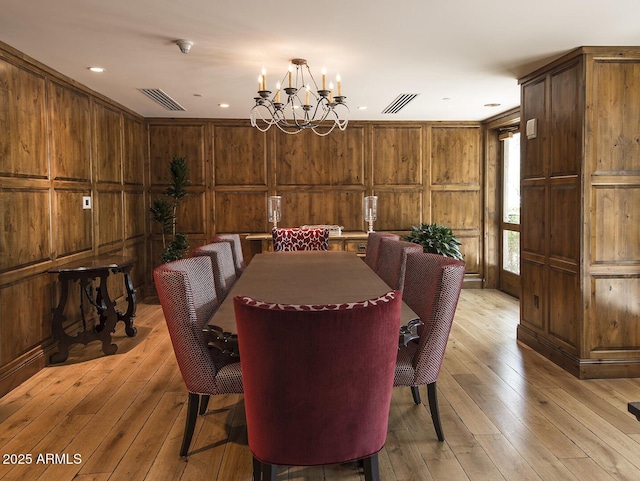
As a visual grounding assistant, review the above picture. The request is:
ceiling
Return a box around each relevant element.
[2,0,639,122]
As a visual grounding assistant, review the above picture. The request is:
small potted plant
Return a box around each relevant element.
[150,155,189,263]
[403,222,463,260]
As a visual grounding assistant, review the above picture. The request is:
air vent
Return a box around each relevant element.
[138,88,186,111]
[381,93,420,114]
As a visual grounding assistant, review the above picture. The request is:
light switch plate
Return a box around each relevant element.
[526,118,537,139]
[82,196,92,209]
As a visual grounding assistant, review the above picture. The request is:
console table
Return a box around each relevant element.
[48,255,137,363]
[246,231,370,256]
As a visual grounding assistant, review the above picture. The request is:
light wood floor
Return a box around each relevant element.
[2,289,640,481]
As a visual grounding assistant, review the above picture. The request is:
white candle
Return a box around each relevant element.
[322,67,326,90]
[336,73,341,96]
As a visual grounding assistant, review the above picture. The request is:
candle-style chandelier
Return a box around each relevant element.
[250,58,348,136]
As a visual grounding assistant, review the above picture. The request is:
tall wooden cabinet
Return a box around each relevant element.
[517,47,640,379]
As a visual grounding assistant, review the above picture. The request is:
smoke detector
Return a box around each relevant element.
[175,39,193,54]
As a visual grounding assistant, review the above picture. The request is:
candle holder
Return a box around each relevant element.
[268,195,282,229]
[364,195,378,233]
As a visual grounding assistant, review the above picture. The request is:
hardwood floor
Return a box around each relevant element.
[2,289,640,480]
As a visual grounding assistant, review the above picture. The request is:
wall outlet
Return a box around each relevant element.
[82,196,92,210]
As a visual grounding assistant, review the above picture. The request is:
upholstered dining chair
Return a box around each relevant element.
[213,233,245,276]
[193,242,237,301]
[375,238,422,290]
[234,290,403,481]
[271,227,330,252]
[364,232,400,270]
[394,251,465,442]
[154,256,243,458]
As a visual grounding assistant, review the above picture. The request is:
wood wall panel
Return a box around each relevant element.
[522,78,546,179]
[593,60,640,173]
[550,61,582,176]
[279,191,364,230]
[55,189,92,257]
[372,126,422,185]
[214,125,267,185]
[548,268,579,350]
[431,127,481,185]
[49,82,91,181]
[123,116,145,185]
[0,60,47,178]
[97,191,123,247]
[592,277,640,354]
[375,191,422,231]
[94,102,122,184]
[0,275,52,365]
[457,236,480,275]
[214,192,266,234]
[149,124,206,186]
[124,241,147,288]
[0,189,50,272]
[549,182,580,262]
[124,191,145,240]
[431,190,480,230]
[521,184,546,255]
[520,259,545,331]
[593,186,640,262]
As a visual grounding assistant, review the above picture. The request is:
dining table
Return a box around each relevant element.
[208,250,418,333]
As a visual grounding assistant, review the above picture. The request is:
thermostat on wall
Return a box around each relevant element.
[526,118,537,139]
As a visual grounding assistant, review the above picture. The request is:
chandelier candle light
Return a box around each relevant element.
[251,59,348,136]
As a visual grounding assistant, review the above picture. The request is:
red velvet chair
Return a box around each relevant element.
[272,227,330,251]
[154,256,243,458]
[375,238,422,290]
[234,290,403,481]
[364,232,400,270]
[394,252,465,441]
[213,233,245,276]
[193,242,237,301]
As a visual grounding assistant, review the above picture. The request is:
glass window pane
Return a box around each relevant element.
[503,230,520,275]
[503,132,520,224]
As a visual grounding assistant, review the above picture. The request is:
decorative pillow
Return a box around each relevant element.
[235,290,398,311]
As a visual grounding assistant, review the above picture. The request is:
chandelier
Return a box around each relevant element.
[250,58,348,136]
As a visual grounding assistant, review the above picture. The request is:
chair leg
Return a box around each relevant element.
[363,453,380,481]
[427,382,445,442]
[199,394,210,415]
[180,392,200,457]
[252,456,261,481]
[261,462,277,481]
[411,385,421,405]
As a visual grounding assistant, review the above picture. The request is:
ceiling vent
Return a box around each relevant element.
[381,93,420,114]
[138,88,186,111]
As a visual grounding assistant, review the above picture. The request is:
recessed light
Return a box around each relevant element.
[88,67,105,73]
[442,97,451,101]
[357,106,367,110]
[193,94,202,97]
[484,103,501,107]
[218,103,229,108]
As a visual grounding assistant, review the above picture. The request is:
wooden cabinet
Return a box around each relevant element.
[517,47,640,379]
[246,232,370,256]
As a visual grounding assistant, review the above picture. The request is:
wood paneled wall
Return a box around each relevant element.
[146,119,485,286]
[0,43,147,396]
[517,46,640,379]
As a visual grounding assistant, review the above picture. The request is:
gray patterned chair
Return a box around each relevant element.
[213,233,246,276]
[394,251,465,441]
[194,242,238,301]
[154,256,243,458]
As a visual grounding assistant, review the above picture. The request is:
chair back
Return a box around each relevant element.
[375,238,422,290]
[403,252,465,384]
[364,232,400,270]
[193,242,237,300]
[154,256,221,394]
[213,233,245,275]
[234,290,402,467]
[272,227,330,252]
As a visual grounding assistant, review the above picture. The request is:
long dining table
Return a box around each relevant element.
[208,250,417,333]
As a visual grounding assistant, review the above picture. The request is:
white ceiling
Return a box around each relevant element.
[2,0,639,122]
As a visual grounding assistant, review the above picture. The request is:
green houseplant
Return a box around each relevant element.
[403,222,463,260]
[150,155,189,263]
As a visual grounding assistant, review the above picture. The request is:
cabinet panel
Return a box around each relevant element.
[214,125,267,186]
[549,182,580,263]
[0,60,47,178]
[548,267,579,351]
[0,189,50,271]
[550,62,582,177]
[372,126,422,185]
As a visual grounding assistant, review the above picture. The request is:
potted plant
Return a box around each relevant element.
[403,222,463,260]
[150,155,189,263]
